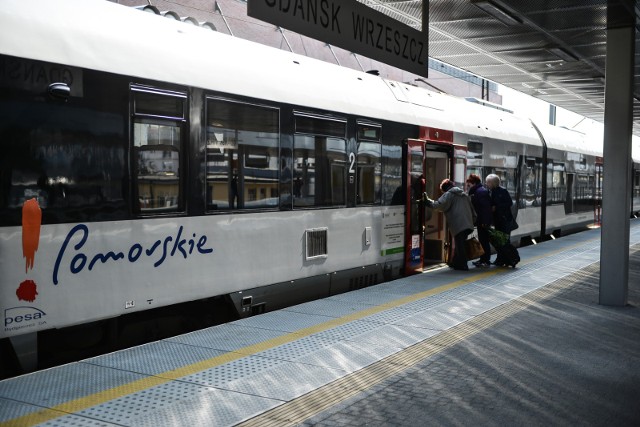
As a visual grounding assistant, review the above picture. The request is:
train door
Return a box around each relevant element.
[404,139,426,275]
[424,143,453,265]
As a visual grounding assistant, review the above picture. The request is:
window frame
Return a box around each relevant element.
[293,112,347,209]
[204,96,281,213]
[130,85,187,216]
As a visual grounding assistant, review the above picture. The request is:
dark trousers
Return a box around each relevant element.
[452,229,472,269]
[477,226,491,263]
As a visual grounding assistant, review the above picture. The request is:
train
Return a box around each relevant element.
[1,0,640,377]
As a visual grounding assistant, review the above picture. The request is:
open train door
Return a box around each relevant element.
[404,139,426,275]
[423,142,454,265]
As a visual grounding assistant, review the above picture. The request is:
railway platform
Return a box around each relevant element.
[1,220,640,426]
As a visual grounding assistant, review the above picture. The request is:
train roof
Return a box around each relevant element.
[533,121,602,157]
[0,0,622,159]
[0,0,451,129]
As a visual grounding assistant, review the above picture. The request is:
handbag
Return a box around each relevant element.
[464,236,485,260]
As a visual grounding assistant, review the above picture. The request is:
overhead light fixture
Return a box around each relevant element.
[546,46,579,62]
[471,1,522,26]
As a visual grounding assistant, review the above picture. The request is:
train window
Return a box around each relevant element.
[1,100,126,225]
[206,98,279,211]
[132,87,185,119]
[547,161,566,204]
[467,141,483,159]
[294,115,347,208]
[357,123,381,205]
[295,115,346,138]
[357,124,381,141]
[522,157,542,208]
[485,167,516,199]
[133,119,183,213]
[131,86,186,214]
[383,144,403,205]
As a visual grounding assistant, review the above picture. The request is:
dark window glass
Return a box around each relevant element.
[485,167,516,199]
[293,135,346,207]
[521,157,542,208]
[357,124,381,141]
[0,99,125,225]
[382,144,403,205]
[357,124,381,205]
[547,161,566,204]
[206,99,279,211]
[293,115,346,208]
[133,119,182,212]
[467,141,483,159]
[133,89,185,119]
[295,115,346,138]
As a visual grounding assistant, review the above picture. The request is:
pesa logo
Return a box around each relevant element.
[4,306,47,327]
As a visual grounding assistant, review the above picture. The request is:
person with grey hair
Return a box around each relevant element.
[485,174,515,266]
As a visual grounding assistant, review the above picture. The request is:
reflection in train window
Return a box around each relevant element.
[547,161,566,204]
[357,123,382,205]
[522,157,542,208]
[134,120,182,212]
[131,86,186,214]
[294,115,346,208]
[206,99,279,211]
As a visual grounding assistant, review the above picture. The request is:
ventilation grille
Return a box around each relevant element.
[349,273,379,291]
[305,228,328,260]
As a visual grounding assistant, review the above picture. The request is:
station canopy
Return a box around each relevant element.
[358,0,640,134]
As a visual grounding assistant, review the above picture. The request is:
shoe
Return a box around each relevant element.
[473,261,490,268]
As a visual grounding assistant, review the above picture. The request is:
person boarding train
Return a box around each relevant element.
[423,179,476,271]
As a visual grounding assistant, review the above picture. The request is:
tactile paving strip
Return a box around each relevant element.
[179,355,287,387]
[231,310,334,333]
[283,299,378,317]
[256,335,339,361]
[220,360,346,401]
[75,380,216,425]
[78,384,281,427]
[166,324,289,352]
[294,340,400,372]
[0,363,149,408]
[83,341,227,376]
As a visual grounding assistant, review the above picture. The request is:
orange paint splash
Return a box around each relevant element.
[22,198,42,273]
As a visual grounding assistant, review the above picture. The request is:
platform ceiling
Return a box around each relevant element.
[359,0,640,134]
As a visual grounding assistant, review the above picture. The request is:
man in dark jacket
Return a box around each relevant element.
[467,174,492,267]
[486,174,514,266]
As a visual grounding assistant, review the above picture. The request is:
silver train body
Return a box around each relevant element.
[1,0,639,372]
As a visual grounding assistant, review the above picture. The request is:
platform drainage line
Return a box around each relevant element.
[236,259,611,427]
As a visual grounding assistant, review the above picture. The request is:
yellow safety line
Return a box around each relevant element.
[0,234,602,427]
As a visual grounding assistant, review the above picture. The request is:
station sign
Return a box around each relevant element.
[247,0,429,77]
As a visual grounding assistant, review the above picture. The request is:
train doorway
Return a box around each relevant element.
[404,139,426,275]
[424,143,453,265]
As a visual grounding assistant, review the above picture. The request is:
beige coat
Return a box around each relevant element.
[428,187,476,235]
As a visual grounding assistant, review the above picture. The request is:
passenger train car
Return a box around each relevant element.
[1,0,639,375]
